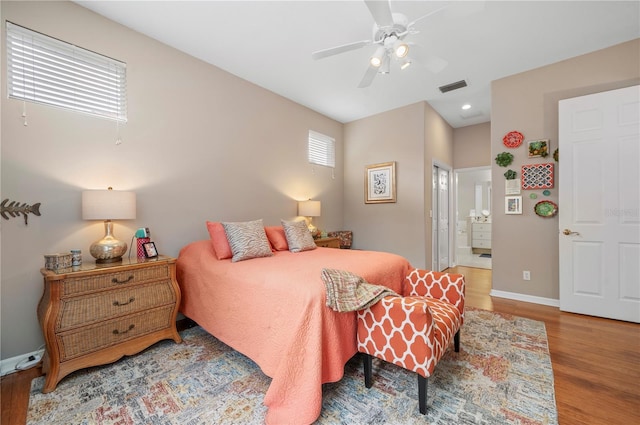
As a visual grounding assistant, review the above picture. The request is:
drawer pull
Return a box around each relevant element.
[113,297,135,307]
[112,275,134,284]
[113,324,135,335]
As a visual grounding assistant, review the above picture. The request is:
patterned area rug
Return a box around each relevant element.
[27,309,558,424]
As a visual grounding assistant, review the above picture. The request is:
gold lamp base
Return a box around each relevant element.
[307,219,319,238]
[89,220,128,263]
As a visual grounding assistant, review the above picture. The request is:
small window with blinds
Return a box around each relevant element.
[308,130,335,168]
[6,22,127,122]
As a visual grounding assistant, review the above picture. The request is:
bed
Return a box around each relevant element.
[176,223,411,425]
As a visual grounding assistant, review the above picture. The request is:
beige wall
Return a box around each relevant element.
[423,102,454,268]
[343,102,453,269]
[453,122,491,169]
[0,1,343,359]
[491,39,640,300]
[343,103,426,267]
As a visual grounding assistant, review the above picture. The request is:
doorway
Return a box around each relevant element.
[454,167,492,269]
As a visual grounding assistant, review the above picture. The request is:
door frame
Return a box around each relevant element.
[453,165,492,267]
[431,160,453,271]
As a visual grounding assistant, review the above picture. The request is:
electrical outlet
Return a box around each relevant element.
[16,350,43,371]
[523,271,531,281]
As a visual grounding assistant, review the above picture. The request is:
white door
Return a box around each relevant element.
[559,85,640,323]
[432,165,450,271]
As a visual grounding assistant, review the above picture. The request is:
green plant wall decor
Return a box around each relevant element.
[495,152,514,167]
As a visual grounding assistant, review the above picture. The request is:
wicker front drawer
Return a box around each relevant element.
[57,280,176,331]
[62,263,171,297]
[57,305,174,361]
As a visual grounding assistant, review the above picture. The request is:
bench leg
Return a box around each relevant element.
[363,353,373,388]
[418,374,428,414]
[454,330,460,352]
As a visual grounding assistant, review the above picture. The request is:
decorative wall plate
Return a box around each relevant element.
[521,163,554,190]
[534,200,558,217]
[503,131,524,148]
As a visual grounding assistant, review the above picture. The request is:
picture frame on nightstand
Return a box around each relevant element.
[143,242,158,258]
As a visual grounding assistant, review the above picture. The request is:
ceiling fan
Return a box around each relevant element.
[311,0,448,88]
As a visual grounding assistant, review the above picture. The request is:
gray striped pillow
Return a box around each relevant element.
[281,219,317,253]
[222,219,273,262]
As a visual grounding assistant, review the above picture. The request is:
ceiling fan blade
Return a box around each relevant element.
[357,65,378,88]
[444,0,486,19]
[408,43,448,74]
[408,5,449,28]
[312,39,371,60]
[364,0,394,28]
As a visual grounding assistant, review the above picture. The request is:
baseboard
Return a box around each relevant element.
[490,290,560,307]
[0,348,44,377]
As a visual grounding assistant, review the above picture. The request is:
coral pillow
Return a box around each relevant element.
[265,226,289,251]
[206,221,232,260]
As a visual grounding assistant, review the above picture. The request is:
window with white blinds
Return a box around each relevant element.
[6,22,127,122]
[308,130,335,168]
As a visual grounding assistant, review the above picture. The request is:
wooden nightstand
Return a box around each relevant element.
[314,237,341,249]
[37,255,182,393]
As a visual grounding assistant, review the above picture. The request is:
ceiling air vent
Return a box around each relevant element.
[439,80,467,93]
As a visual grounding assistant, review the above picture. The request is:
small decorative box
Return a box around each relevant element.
[44,253,72,270]
[137,237,151,258]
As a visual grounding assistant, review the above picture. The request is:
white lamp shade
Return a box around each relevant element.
[82,190,136,220]
[298,200,321,217]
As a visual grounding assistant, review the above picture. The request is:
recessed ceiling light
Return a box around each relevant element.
[462,104,471,110]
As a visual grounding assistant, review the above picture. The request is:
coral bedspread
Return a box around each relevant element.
[176,240,411,424]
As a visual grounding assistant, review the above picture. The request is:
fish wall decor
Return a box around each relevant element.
[1,199,42,225]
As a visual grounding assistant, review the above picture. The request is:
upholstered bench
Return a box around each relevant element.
[356,268,465,414]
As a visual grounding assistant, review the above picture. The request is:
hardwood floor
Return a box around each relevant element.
[2,266,638,424]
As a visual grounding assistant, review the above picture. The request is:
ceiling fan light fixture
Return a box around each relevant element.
[379,53,391,74]
[400,57,412,70]
[393,40,409,58]
[369,46,386,67]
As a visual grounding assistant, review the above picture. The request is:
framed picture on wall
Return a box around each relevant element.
[365,162,396,204]
[505,179,521,195]
[528,139,550,158]
[505,196,523,215]
[521,163,554,190]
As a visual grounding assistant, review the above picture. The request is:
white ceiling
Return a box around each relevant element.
[75,1,639,128]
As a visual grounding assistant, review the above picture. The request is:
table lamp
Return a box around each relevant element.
[298,200,321,236]
[82,187,136,263]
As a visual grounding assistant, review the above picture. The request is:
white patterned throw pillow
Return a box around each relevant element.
[222,219,273,262]
[281,219,317,253]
